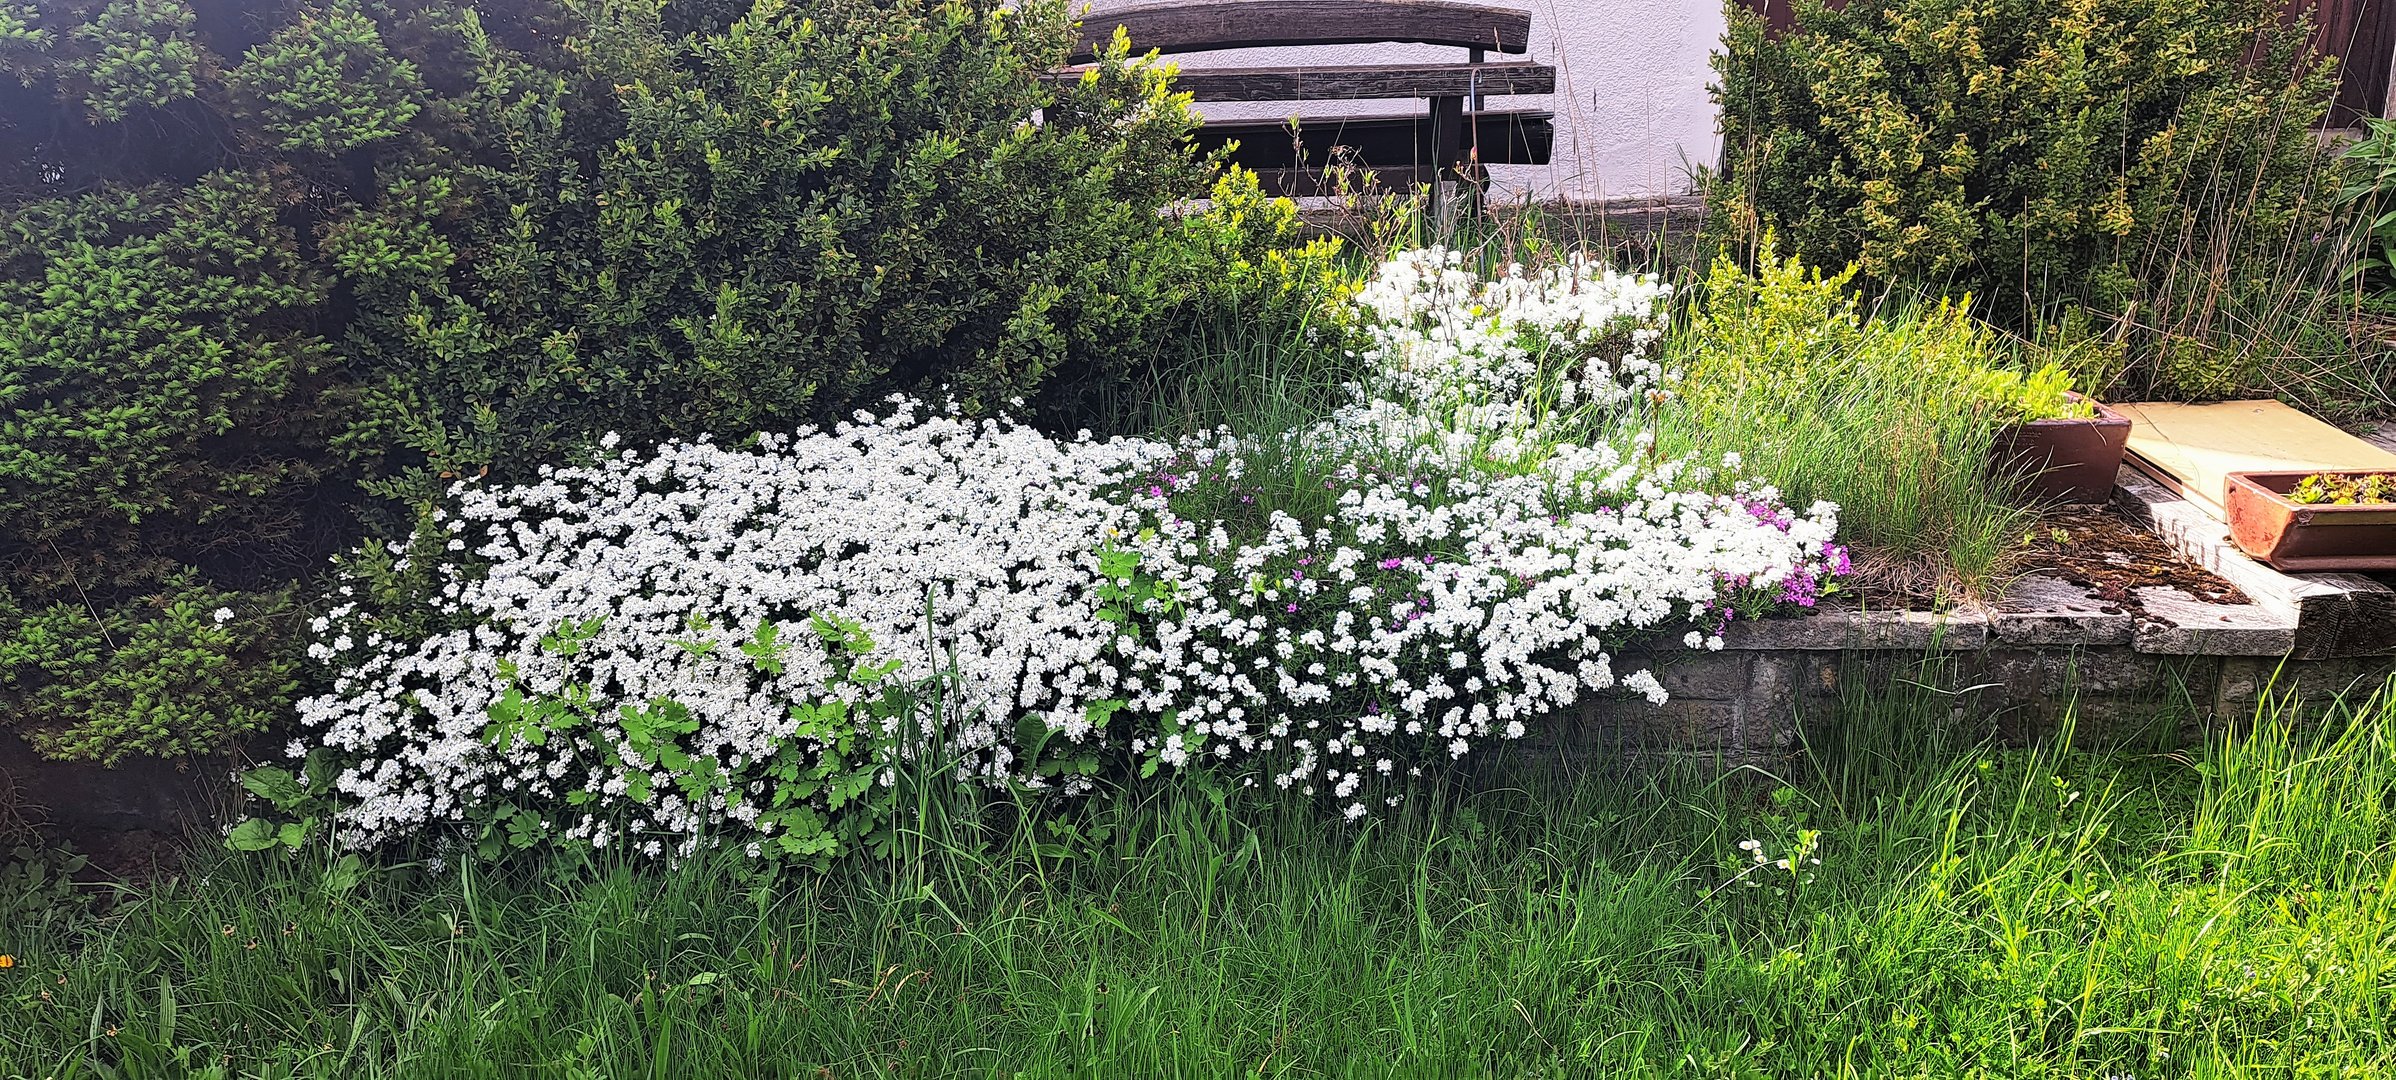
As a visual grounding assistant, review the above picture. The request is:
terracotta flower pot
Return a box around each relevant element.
[1991,394,2132,504]
[2225,470,2396,571]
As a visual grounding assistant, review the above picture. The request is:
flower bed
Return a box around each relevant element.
[253,251,1847,863]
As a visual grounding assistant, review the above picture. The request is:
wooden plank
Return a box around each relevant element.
[1192,110,1553,171]
[1252,165,1438,196]
[2312,0,2396,125]
[2115,399,2396,518]
[2114,466,2396,658]
[1070,0,1532,60]
[1047,60,1557,102]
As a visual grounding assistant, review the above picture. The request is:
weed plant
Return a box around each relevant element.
[9,675,2396,1077]
[1124,283,1366,530]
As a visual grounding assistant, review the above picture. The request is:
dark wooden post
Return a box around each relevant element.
[1429,94,1466,226]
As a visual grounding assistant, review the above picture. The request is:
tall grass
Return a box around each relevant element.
[8,675,2396,1077]
[1657,253,2038,605]
[1660,338,2032,605]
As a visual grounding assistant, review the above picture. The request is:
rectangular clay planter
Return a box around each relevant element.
[1991,395,2132,504]
[2225,470,2396,572]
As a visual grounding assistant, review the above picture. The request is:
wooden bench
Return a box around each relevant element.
[1062,0,1556,200]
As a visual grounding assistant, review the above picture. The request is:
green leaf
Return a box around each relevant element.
[226,818,281,852]
[826,766,876,811]
[239,766,306,811]
[323,853,364,895]
[504,808,543,849]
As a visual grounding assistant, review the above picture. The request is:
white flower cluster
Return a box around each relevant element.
[1099,254,1836,814]
[287,247,1842,857]
[298,403,1165,850]
[1352,247,1671,419]
[1105,453,1837,820]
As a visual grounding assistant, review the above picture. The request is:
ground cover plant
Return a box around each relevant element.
[2287,470,2396,505]
[247,250,1846,865]
[9,676,2396,1076]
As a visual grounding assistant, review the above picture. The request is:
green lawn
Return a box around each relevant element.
[8,674,2396,1078]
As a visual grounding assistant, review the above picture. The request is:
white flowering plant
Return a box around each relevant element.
[239,247,1848,865]
[253,404,1165,862]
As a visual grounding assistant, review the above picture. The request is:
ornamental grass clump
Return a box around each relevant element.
[259,249,1846,863]
[1661,246,2037,605]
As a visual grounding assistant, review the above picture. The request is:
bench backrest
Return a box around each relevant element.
[1062,0,1552,197]
[1069,0,1531,63]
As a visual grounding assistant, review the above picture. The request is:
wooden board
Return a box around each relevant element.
[2113,466,2396,658]
[2369,420,2396,455]
[1071,0,1533,60]
[1190,109,1553,170]
[2115,400,2396,519]
[1249,166,1438,197]
[1046,60,1557,102]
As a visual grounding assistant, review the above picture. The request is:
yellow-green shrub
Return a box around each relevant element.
[1712,0,2343,400]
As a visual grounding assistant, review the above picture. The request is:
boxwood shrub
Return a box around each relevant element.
[0,0,1235,763]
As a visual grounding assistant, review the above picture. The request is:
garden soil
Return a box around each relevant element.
[2024,508,2249,611]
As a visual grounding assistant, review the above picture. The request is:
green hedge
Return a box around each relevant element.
[0,0,1235,763]
[1710,0,2344,399]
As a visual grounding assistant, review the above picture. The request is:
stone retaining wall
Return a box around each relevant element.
[10,587,2394,848]
[1557,605,2396,762]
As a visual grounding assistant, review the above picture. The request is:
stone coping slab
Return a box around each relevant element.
[2112,466,2396,658]
[1713,608,1988,652]
[1990,574,2134,647]
[1695,463,2394,660]
[1699,592,2297,657]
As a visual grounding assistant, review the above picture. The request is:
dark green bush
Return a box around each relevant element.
[1711,0,2348,400]
[1,174,336,589]
[0,0,1225,762]
[0,575,297,764]
[340,0,1209,509]
[0,0,447,761]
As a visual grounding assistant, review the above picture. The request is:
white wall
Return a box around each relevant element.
[1077,0,1728,201]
